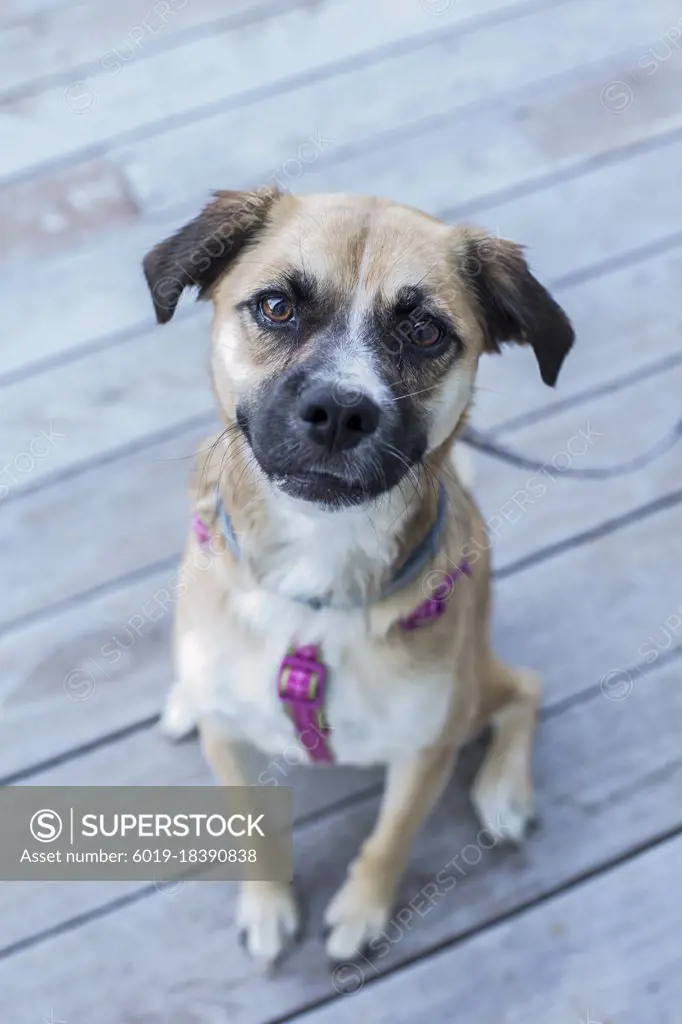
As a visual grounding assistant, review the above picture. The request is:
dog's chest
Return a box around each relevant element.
[190,591,454,766]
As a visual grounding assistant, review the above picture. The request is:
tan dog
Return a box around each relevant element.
[143,189,574,967]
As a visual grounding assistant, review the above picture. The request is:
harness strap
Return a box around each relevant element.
[192,496,471,764]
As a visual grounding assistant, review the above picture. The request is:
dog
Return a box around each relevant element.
[142,188,574,967]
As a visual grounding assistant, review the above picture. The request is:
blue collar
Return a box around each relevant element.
[216,481,449,611]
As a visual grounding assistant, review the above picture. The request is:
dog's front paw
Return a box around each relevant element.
[237,881,300,969]
[470,765,535,845]
[159,682,198,740]
[324,866,392,962]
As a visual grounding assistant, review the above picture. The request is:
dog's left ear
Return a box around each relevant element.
[142,186,280,324]
[459,231,575,386]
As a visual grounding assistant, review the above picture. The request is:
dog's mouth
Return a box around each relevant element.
[275,469,379,508]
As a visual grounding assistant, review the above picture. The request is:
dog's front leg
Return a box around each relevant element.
[199,718,299,968]
[325,743,456,961]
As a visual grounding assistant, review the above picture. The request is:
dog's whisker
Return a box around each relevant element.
[200,427,231,498]
[390,382,442,403]
[210,430,239,493]
[379,442,423,531]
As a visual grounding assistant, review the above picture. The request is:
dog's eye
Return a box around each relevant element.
[407,320,443,348]
[259,294,295,324]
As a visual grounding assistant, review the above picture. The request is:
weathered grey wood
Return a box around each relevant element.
[477,358,682,561]
[0,214,162,377]
[119,0,677,213]
[3,475,681,781]
[0,0,675,806]
[0,157,140,264]
[489,502,682,712]
[2,0,609,271]
[475,242,682,430]
[5,110,682,381]
[300,837,682,1024]
[0,0,551,180]
[5,354,681,626]
[0,307,213,487]
[0,563,180,778]
[0,0,72,24]
[1,0,677,278]
[2,655,680,1022]
[0,0,314,96]
[472,136,682,285]
[2,423,210,627]
[3,2,680,1020]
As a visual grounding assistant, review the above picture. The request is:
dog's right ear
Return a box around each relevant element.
[142,186,280,323]
[458,230,575,387]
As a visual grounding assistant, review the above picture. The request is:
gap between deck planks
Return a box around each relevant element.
[3,1,682,372]
[295,831,682,1024]
[0,0,79,26]
[1,654,680,1022]
[116,0,681,213]
[0,0,331,97]
[0,0,576,181]
[3,1,679,1019]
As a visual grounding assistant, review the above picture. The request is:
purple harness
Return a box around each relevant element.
[193,500,470,764]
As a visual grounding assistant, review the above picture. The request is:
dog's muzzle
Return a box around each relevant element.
[239,370,426,507]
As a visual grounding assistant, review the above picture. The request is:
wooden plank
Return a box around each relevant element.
[300,836,682,1024]
[2,654,681,1022]
[0,728,381,951]
[5,355,681,626]
[0,0,72,25]
[0,0,554,180]
[5,90,682,382]
[0,563,179,778]
[487,501,682,713]
[463,134,682,287]
[2,468,681,781]
[0,0,313,96]
[0,308,213,490]
[1,0,677,267]
[0,157,139,264]
[3,238,680,491]
[1,423,209,627]
[118,0,679,214]
[1,214,172,379]
[475,243,682,431]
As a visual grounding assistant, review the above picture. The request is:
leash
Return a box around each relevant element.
[461,418,682,479]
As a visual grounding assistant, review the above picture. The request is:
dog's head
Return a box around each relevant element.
[144,189,574,507]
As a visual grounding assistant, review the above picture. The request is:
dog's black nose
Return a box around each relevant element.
[298,385,380,453]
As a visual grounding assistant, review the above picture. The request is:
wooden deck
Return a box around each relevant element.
[2,0,681,1019]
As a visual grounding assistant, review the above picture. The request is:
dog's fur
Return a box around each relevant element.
[143,189,574,966]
